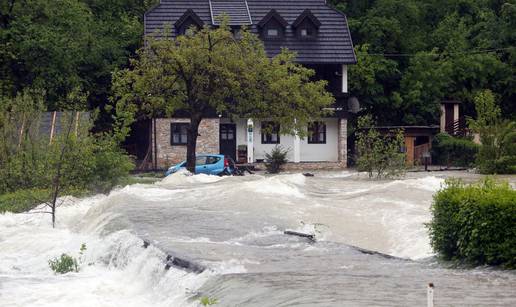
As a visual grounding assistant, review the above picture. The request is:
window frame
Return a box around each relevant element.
[261,121,281,144]
[170,123,189,146]
[308,121,327,144]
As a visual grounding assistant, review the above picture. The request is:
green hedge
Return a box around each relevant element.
[0,189,51,213]
[431,133,479,167]
[428,178,516,268]
[0,187,89,214]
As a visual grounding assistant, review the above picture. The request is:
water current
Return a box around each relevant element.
[1,171,515,306]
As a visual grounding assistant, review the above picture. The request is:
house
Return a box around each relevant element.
[139,0,356,170]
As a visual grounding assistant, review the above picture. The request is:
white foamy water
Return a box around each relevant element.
[1,171,515,306]
[0,196,210,307]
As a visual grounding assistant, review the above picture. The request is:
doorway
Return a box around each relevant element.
[220,124,237,161]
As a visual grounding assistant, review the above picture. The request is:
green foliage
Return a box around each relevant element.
[431,133,479,167]
[0,90,134,214]
[0,0,157,122]
[428,178,516,268]
[114,21,334,171]
[468,90,516,174]
[48,243,87,274]
[199,297,219,306]
[330,0,516,124]
[0,188,51,213]
[49,254,79,274]
[355,115,406,179]
[264,146,289,174]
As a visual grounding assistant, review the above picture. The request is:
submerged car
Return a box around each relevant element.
[165,154,237,176]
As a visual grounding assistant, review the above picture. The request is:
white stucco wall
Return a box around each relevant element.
[233,118,339,163]
[300,118,339,162]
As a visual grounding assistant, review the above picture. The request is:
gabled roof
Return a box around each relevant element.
[292,9,321,28]
[257,9,288,28]
[145,0,356,64]
[174,9,204,28]
[209,0,252,26]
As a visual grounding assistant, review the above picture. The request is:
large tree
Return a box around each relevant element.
[113,22,334,172]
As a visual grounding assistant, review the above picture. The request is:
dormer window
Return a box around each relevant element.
[292,9,321,40]
[175,9,204,36]
[258,9,288,40]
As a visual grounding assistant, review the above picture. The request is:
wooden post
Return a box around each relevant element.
[49,111,57,144]
[18,116,25,149]
[427,283,434,307]
[74,111,80,136]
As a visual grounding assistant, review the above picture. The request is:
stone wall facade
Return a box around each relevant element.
[153,118,220,168]
[338,118,348,165]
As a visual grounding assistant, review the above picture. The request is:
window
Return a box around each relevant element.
[267,28,278,36]
[171,123,189,145]
[293,9,320,40]
[308,121,326,144]
[206,156,221,165]
[258,10,288,40]
[299,26,317,39]
[195,156,207,166]
[261,121,280,144]
[220,125,235,141]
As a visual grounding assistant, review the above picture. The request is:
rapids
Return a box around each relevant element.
[1,171,515,306]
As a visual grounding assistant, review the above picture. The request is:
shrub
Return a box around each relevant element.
[264,146,289,174]
[0,188,50,213]
[355,115,406,179]
[428,178,516,268]
[48,254,79,274]
[199,297,219,306]
[431,133,479,167]
[48,244,86,274]
[468,90,516,174]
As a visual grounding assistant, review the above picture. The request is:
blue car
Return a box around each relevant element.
[165,154,237,176]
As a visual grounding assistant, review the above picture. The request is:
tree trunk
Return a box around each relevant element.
[186,114,202,173]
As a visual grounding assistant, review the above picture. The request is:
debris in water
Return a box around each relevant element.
[284,230,316,242]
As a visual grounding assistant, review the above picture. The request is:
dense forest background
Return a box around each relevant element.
[1,0,514,127]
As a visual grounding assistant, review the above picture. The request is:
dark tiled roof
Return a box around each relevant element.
[257,9,288,28]
[292,9,321,28]
[175,9,204,28]
[209,0,252,25]
[145,0,356,64]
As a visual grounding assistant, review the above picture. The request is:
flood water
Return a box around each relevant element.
[1,171,515,306]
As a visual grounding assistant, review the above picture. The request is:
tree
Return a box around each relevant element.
[468,90,516,174]
[0,89,134,225]
[113,21,334,172]
[355,115,406,179]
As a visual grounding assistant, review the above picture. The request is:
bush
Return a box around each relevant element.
[431,133,479,167]
[468,90,516,174]
[48,244,86,274]
[428,178,516,268]
[0,187,89,214]
[356,115,406,179]
[48,254,79,274]
[0,188,50,213]
[264,146,289,174]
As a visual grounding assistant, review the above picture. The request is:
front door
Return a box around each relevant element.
[220,124,237,161]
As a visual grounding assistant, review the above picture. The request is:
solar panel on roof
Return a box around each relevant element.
[209,0,252,25]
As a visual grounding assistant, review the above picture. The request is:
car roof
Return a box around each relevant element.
[197,154,224,158]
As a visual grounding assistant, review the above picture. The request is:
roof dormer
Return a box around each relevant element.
[257,9,288,40]
[175,9,204,36]
[292,9,321,40]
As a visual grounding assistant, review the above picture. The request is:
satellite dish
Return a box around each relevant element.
[348,96,361,114]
